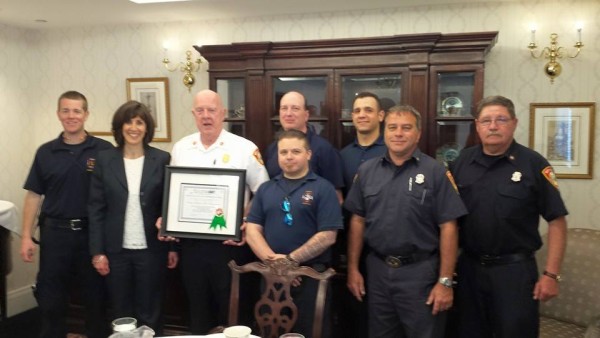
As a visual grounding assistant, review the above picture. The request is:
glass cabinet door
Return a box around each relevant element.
[435,72,475,117]
[339,73,402,147]
[429,66,483,166]
[216,78,246,137]
[271,75,329,137]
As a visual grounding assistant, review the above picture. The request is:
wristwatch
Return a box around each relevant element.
[543,270,563,282]
[439,277,454,288]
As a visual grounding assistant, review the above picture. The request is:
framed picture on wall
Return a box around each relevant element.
[529,102,595,179]
[126,77,172,142]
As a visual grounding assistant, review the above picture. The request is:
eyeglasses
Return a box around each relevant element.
[281,197,293,226]
[477,117,512,127]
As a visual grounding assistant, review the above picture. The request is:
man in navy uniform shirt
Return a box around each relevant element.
[345,105,467,338]
[21,91,112,338]
[450,95,568,338]
[265,91,344,202]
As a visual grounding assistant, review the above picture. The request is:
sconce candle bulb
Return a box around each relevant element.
[162,50,202,92]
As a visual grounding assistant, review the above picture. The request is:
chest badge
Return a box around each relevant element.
[415,174,425,184]
[222,154,230,163]
[511,171,522,182]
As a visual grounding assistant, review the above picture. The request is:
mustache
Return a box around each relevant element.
[486,132,502,137]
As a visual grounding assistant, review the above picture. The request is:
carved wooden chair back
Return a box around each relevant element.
[228,259,335,338]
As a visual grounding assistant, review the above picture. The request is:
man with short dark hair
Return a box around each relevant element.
[21,91,112,338]
[339,92,387,338]
[450,95,568,337]
[345,105,467,338]
[246,129,343,337]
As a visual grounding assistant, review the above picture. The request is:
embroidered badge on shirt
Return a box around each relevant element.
[222,154,230,163]
[541,166,559,189]
[86,158,96,172]
[253,149,264,166]
[511,171,522,182]
[445,171,459,192]
[301,190,314,205]
[415,174,425,184]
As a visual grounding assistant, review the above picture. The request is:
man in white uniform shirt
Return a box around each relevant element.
[171,89,269,334]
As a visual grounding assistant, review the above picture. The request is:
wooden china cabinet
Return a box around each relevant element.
[194,32,497,338]
[196,31,497,164]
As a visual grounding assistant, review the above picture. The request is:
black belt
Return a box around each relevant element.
[373,251,433,268]
[43,217,88,230]
[465,251,534,266]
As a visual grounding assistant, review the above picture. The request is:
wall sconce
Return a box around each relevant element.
[162,50,202,92]
[527,25,584,84]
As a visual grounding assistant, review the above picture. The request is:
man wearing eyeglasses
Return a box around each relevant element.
[246,129,343,337]
[344,105,467,338]
[265,91,344,202]
[449,95,568,337]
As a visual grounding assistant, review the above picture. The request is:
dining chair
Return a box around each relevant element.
[227,259,335,338]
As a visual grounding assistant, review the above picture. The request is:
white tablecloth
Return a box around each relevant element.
[0,200,19,235]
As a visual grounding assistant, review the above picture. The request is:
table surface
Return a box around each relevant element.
[160,335,260,338]
[0,201,19,235]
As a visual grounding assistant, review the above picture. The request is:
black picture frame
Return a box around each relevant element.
[161,166,246,240]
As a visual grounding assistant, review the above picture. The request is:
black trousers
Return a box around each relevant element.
[180,239,256,334]
[453,253,539,338]
[106,248,168,334]
[36,225,110,338]
[367,253,446,338]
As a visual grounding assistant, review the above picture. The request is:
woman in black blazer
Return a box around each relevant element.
[88,101,177,333]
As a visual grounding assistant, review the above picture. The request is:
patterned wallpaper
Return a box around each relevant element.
[0,0,598,314]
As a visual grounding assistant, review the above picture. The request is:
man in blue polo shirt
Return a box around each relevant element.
[265,91,344,202]
[246,129,343,337]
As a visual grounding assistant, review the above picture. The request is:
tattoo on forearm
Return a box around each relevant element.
[292,231,336,263]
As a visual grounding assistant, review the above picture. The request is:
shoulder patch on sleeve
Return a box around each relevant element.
[445,170,459,192]
[253,149,265,166]
[541,166,559,189]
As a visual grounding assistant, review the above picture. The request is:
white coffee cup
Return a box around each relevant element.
[223,325,252,338]
[111,317,137,333]
[279,333,305,338]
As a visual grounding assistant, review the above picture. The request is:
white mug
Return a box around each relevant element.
[223,325,252,338]
[111,317,137,333]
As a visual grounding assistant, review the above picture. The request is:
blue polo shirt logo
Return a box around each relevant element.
[301,191,314,205]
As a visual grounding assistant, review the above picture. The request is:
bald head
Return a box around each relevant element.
[279,91,309,132]
[192,89,226,146]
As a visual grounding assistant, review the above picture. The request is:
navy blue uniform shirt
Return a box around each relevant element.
[344,149,467,256]
[24,133,113,219]
[340,135,386,193]
[450,141,568,255]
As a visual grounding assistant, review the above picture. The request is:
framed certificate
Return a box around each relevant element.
[161,166,246,240]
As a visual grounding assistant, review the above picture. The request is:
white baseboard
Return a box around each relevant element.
[7,285,37,317]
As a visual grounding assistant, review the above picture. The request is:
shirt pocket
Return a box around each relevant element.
[496,183,531,218]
